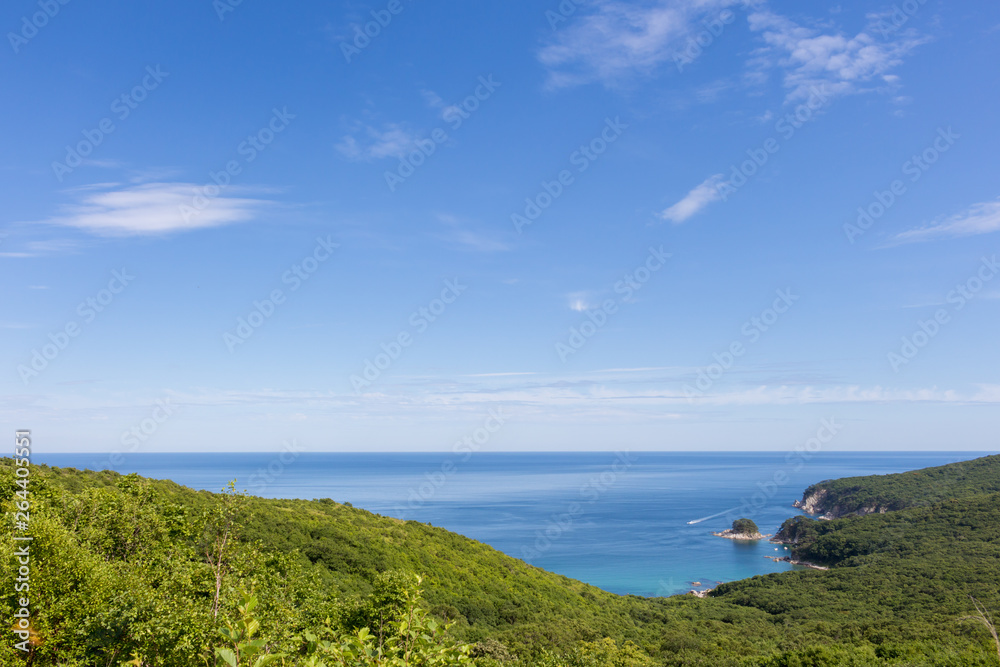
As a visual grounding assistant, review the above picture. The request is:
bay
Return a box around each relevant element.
[36,450,982,596]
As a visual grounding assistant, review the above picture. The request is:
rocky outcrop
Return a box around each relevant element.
[793,487,893,520]
[712,529,770,541]
[793,487,829,515]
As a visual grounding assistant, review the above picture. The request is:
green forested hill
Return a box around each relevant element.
[724,492,1000,640]
[2,457,999,666]
[793,453,1000,518]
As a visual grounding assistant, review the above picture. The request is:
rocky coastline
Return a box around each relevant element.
[793,486,891,520]
[712,528,771,540]
[792,487,830,515]
[763,554,829,571]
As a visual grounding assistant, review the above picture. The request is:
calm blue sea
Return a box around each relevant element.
[35,451,988,596]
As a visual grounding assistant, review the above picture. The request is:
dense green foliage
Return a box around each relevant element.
[731,519,759,536]
[796,454,1000,518]
[726,493,1000,650]
[1,456,999,666]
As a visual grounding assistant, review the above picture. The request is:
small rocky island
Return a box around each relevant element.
[713,518,770,540]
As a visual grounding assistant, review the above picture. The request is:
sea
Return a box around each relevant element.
[35,451,987,597]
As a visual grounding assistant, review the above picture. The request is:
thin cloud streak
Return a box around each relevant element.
[893,200,1000,244]
[661,174,725,223]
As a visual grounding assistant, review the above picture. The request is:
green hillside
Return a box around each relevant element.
[793,453,1000,518]
[2,457,999,666]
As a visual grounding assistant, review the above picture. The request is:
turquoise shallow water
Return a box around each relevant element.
[37,451,986,596]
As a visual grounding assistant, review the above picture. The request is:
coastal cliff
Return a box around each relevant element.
[792,486,831,516]
[792,485,891,520]
[791,454,1000,520]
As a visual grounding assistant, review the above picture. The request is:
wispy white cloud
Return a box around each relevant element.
[567,291,596,312]
[150,382,1000,421]
[421,89,446,110]
[336,122,420,161]
[539,0,740,88]
[422,88,464,124]
[694,79,737,103]
[746,8,927,102]
[26,182,272,237]
[538,1,924,101]
[661,174,725,223]
[892,199,1000,244]
[12,381,998,451]
[0,238,85,258]
[79,158,125,169]
[679,384,967,406]
[591,366,685,373]
[435,213,511,252]
[126,166,186,184]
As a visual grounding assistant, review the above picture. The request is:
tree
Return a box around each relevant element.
[732,518,759,536]
[203,480,249,620]
[960,596,1000,664]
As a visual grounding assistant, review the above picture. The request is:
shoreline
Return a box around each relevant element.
[712,529,772,540]
[764,555,829,571]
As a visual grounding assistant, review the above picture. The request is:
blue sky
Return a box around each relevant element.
[2,0,998,453]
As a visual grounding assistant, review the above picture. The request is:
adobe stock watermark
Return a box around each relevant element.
[686,418,842,527]
[683,288,799,401]
[213,0,245,21]
[544,0,583,29]
[673,8,736,72]
[51,66,169,182]
[556,246,671,362]
[716,85,830,202]
[247,440,305,495]
[888,255,997,372]
[511,116,628,234]
[180,107,295,223]
[520,451,636,563]
[870,0,928,38]
[17,268,135,385]
[844,127,959,243]
[91,398,179,471]
[350,278,467,393]
[340,0,413,63]
[224,236,339,352]
[7,0,71,54]
[11,430,33,653]
[733,418,842,521]
[385,75,501,192]
[395,408,507,519]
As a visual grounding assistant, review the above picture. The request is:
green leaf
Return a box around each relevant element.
[253,653,286,667]
[215,647,239,667]
[242,638,268,651]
